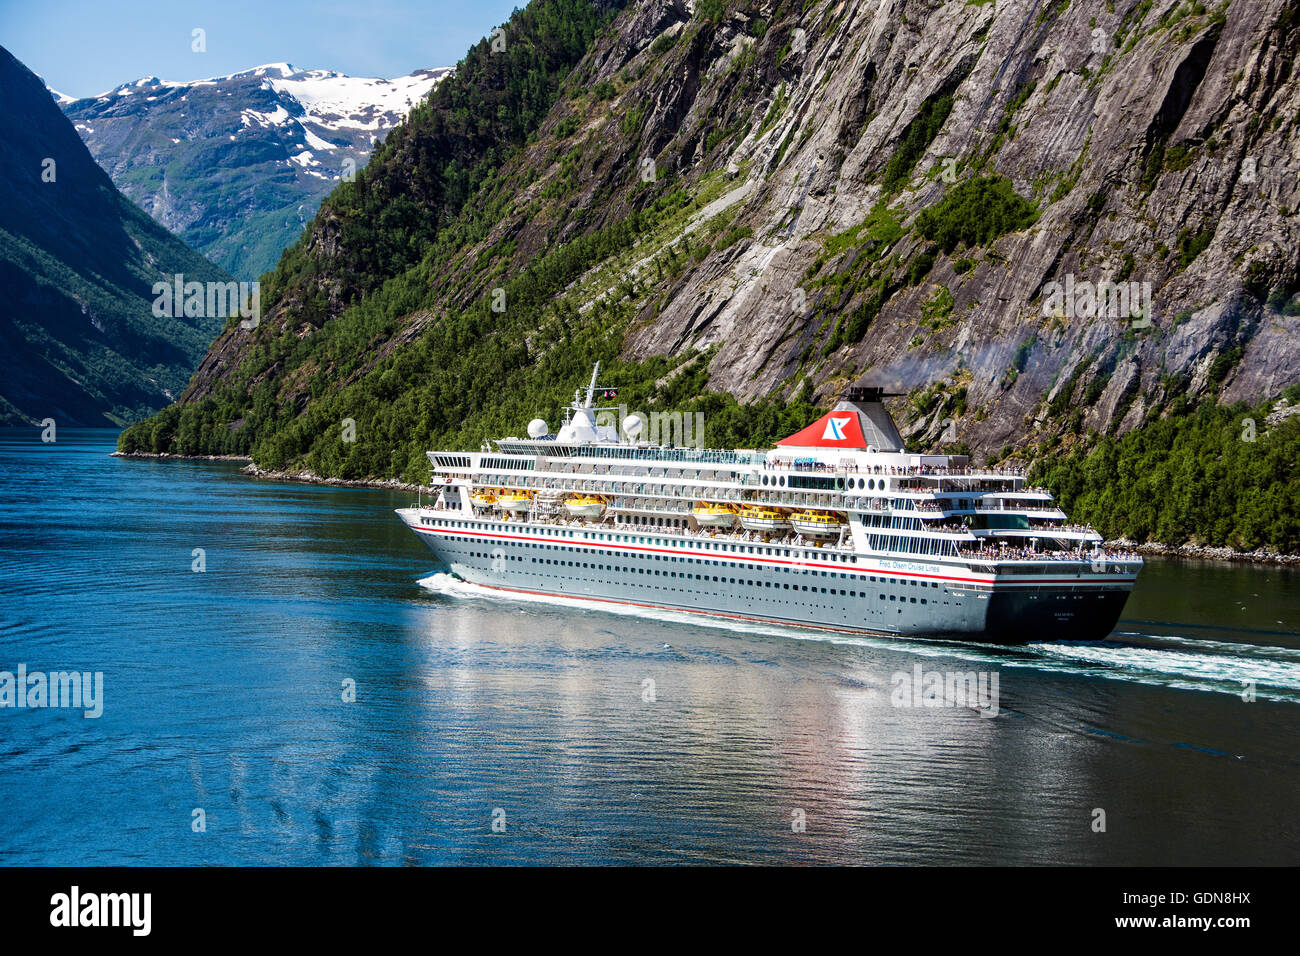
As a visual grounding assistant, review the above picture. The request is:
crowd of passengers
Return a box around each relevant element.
[958,545,1140,562]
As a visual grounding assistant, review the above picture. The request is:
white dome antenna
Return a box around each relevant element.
[527,418,548,439]
[622,414,644,439]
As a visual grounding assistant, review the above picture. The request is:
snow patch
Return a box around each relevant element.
[302,127,337,152]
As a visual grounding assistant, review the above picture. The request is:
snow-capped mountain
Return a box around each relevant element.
[59,63,452,279]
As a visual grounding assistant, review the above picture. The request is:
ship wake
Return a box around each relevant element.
[415,574,1300,702]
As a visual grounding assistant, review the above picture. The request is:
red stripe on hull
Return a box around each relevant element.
[408,523,1135,588]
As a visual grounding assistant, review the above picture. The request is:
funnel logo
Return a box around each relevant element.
[823,416,851,441]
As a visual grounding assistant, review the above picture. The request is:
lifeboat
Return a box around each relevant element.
[692,502,737,528]
[469,490,498,510]
[564,495,605,519]
[739,505,791,533]
[791,510,845,537]
[498,491,532,514]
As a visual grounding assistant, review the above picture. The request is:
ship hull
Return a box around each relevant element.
[400,510,1134,644]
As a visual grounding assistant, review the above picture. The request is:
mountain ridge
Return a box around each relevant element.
[0,45,233,427]
[59,62,452,279]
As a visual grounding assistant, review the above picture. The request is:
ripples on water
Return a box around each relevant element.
[1,430,1297,865]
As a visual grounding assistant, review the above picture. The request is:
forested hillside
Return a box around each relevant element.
[0,46,231,426]
[120,0,1300,552]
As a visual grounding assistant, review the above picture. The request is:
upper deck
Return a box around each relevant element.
[419,364,1138,571]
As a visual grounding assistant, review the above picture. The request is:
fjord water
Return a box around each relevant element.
[2,430,1298,866]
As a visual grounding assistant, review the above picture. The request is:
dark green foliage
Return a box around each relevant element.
[1176,227,1214,268]
[907,247,937,284]
[882,93,953,193]
[1206,345,1243,385]
[1032,394,1300,552]
[118,184,821,481]
[262,0,620,313]
[1116,252,1136,281]
[1267,287,1300,315]
[715,224,753,250]
[0,46,232,426]
[915,176,1038,253]
[650,32,678,56]
[1140,139,1166,193]
[697,0,726,22]
[1012,337,1035,374]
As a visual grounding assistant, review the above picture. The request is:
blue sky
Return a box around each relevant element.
[1,0,523,97]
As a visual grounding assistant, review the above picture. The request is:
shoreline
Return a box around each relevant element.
[112,450,253,462]
[114,453,1300,568]
[241,463,425,493]
[1102,539,1300,568]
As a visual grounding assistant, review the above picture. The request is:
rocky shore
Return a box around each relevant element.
[241,463,424,494]
[112,450,252,462]
[1103,539,1300,568]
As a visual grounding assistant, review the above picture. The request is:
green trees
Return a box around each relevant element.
[261,0,620,311]
[1032,392,1300,553]
[882,93,954,193]
[916,175,1039,252]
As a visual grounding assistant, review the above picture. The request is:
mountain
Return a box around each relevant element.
[60,63,452,280]
[120,0,1300,551]
[0,45,233,428]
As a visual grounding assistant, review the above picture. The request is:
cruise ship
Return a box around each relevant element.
[397,365,1141,642]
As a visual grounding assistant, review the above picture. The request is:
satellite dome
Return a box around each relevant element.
[527,418,548,438]
[622,414,644,438]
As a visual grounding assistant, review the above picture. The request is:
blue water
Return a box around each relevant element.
[2,429,1299,864]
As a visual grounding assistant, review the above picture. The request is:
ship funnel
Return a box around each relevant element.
[835,386,905,452]
[775,384,905,451]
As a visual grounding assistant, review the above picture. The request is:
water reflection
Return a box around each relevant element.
[0,430,1296,865]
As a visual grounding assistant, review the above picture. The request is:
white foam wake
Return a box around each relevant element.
[415,573,1300,700]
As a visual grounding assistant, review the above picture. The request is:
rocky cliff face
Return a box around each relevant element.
[61,64,451,279]
[479,0,1300,453]
[147,0,1300,464]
